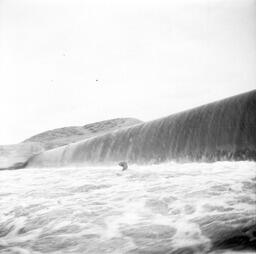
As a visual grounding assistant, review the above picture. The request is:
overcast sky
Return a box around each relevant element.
[0,0,255,144]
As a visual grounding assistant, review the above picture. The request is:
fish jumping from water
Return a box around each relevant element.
[118,161,128,171]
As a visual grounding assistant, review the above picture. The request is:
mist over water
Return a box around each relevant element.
[0,161,255,253]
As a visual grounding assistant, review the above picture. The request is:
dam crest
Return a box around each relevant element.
[28,90,256,167]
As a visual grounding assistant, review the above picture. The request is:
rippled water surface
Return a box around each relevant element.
[0,162,255,254]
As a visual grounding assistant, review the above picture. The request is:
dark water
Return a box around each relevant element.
[0,162,255,253]
[28,90,256,167]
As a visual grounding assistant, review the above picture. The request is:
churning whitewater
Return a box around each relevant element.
[0,161,255,254]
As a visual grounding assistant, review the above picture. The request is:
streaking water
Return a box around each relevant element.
[28,90,256,167]
[0,162,255,254]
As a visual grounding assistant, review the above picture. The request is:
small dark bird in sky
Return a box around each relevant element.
[96,79,98,82]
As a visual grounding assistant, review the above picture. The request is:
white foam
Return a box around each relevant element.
[0,161,255,253]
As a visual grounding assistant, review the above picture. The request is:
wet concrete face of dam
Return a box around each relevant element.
[28,90,256,167]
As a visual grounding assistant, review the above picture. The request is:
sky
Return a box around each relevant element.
[0,0,255,144]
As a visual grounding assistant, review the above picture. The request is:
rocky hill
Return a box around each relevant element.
[0,118,142,170]
[23,118,142,150]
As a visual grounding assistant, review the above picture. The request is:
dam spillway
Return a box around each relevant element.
[28,90,256,167]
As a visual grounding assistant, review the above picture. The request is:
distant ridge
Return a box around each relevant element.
[0,118,142,170]
[23,118,142,150]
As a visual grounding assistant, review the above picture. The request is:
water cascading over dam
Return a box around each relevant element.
[28,90,256,167]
